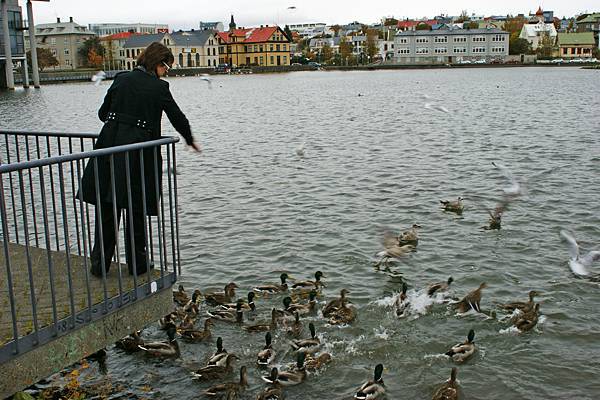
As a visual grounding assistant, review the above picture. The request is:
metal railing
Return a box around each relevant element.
[0,130,181,363]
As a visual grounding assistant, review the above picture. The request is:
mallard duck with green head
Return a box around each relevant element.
[291,271,326,293]
[205,282,239,306]
[445,329,476,363]
[254,273,292,294]
[257,331,276,366]
[220,292,257,311]
[257,369,285,399]
[286,291,318,316]
[440,197,464,214]
[284,312,303,337]
[322,289,350,318]
[290,322,320,354]
[208,300,244,324]
[428,277,454,297]
[354,363,385,399]
[207,336,228,366]
[138,323,180,358]
[263,353,307,386]
[432,367,459,400]
[203,365,248,398]
[180,318,213,342]
[244,308,279,333]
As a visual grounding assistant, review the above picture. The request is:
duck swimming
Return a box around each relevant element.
[328,298,357,325]
[180,318,213,342]
[244,308,280,333]
[254,273,291,294]
[285,312,304,337]
[115,330,144,353]
[257,332,276,366]
[445,329,476,363]
[497,290,539,313]
[203,365,248,398]
[292,271,326,292]
[192,353,238,381]
[263,353,307,386]
[395,282,410,317]
[304,352,332,372]
[354,363,385,400]
[208,300,244,324]
[256,369,284,399]
[454,283,487,313]
[220,292,256,312]
[440,197,464,214]
[428,277,454,297]
[138,324,180,358]
[431,367,459,400]
[513,303,540,332]
[398,224,421,246]
[207,336,228,366]
[322,289,350,318]
[286,290,318,316]
[205,282,239,306]
[173,284,190,306]
[290,322,320,354]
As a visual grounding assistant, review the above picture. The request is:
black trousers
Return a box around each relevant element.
[90,202,150,276]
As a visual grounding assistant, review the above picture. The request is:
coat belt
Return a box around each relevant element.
[105,112,154,132]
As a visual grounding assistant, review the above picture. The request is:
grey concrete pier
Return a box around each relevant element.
[0,242,173,398]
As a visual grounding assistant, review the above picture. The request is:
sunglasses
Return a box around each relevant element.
[162,61,171,71]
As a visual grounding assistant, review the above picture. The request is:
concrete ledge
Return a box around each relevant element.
[0,288,172,398]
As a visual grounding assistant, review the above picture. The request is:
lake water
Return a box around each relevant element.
[1,67,600,399]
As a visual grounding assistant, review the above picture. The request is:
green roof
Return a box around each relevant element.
[576,13,600,24]
[557,32,595,46]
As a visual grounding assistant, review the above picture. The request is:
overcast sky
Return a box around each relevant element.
[28,0,597,30]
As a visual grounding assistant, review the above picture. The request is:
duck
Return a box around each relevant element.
[159,312,177,330]
[428,277,454,297]
[291,271,326,292]
[432,367,459,400]
[290,322,320,354]
[256,369,285,399]
[263,353,307,386]
[398,224,421,246]
[328,298,357,325]
[244,308,279,333]
[254,273,291,294]
[138,324,180,358]
[560,230,600,277]
[203,366,248,398]
[513,303,540,332]
[207,336,228,366]
[304,352,332,372]
[378,231,415,260]
[286,291,318,316]
[445,329,476,363]
[220,292,257,312]
[178,314,195,331]
[395,282,410,317]
[180,318,213,342]
[285,312,304,337]
[208,300,244,324]
[454,283,487,313]
[354,363,385,400]
[257,332,276,366]
[322,289,350,317]
[485,206,502,230]
[115,330,144,353]
[192,353,238,381]
[497,290,539,313]
[173,284,190,306]
[440,197,464,214]
[205,282,239,306]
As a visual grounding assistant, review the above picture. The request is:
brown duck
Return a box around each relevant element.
[455,283,487,313]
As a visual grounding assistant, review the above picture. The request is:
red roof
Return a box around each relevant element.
[101,32,139,41]
[536,6,543,16]
[217,26,281,44]
[397,19,438,29]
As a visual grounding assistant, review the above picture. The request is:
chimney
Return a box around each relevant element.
[57,17,61,23]
[69,17,73,23]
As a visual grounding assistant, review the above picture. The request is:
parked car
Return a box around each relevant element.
[215,63,231,74]
[551,58,564,64]
[590,58,599,63]
[457,59,471,64]
[307,61,322,68]
[474,59,487,64]
[291,62,302,66]
[569,58,585,63]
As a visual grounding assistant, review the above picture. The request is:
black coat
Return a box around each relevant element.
[79,68,193,215]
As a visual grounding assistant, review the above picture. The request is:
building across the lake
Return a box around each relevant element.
[88,22,168,37]
[394,27,509,64]
[199,21,224,32]
[557,32,596,58]
[34,17,96,70]
[0,0,25,89]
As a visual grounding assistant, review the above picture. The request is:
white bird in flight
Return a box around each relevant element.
[91,70,106,86]
[492,162,522,197]
[560,230,600,277]
[200,74,212,88]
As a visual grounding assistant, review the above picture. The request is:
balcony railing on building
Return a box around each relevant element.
[0,130,181,364]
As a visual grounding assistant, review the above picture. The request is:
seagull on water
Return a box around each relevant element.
[296,142,305,157]
[560,230,600,277]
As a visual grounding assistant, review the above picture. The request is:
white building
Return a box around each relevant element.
[89,23,168,37]
[519,21,558,49]
[289,22,327,38]
[394,27,509,64]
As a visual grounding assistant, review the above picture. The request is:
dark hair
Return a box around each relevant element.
[137,42,174,72]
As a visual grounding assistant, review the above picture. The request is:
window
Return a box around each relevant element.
[398,48,410,54]
[434,47,447,54]
[64,48,69,55]
[270,55,274,64]
[270,44,274,51]
[491,46,505,53]
[65,59,71,65]
[260,55,264,65]
[260,45,264,52]
[51,48,57,56]
[492,34,505,42]
[399,38,408,44]
[51,38,56,45]
[283,55,287,63]
[415,37,429,43]
[453,36,467,42]
[472,47,486,53]
[64,38,68,45]
[276,44,280,51]
[472,36,486,42]
[283,44,287,51]
[453,47,467,53]
[416,48,429,54]
[434,36,448,43]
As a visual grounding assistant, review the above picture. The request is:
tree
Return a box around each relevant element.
[536,31,555,58]
[509,38,532,55]
[365,30,379,61]
[321,43,333,63]
[456,10,470,23]
[415,23,432,31]
[384,18,398,26]
[26,48,58,71]
[339,36,353,64]
[78,37,105,68]
[284,25,293,41]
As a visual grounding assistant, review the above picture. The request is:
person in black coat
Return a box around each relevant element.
[79,42,200,277]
